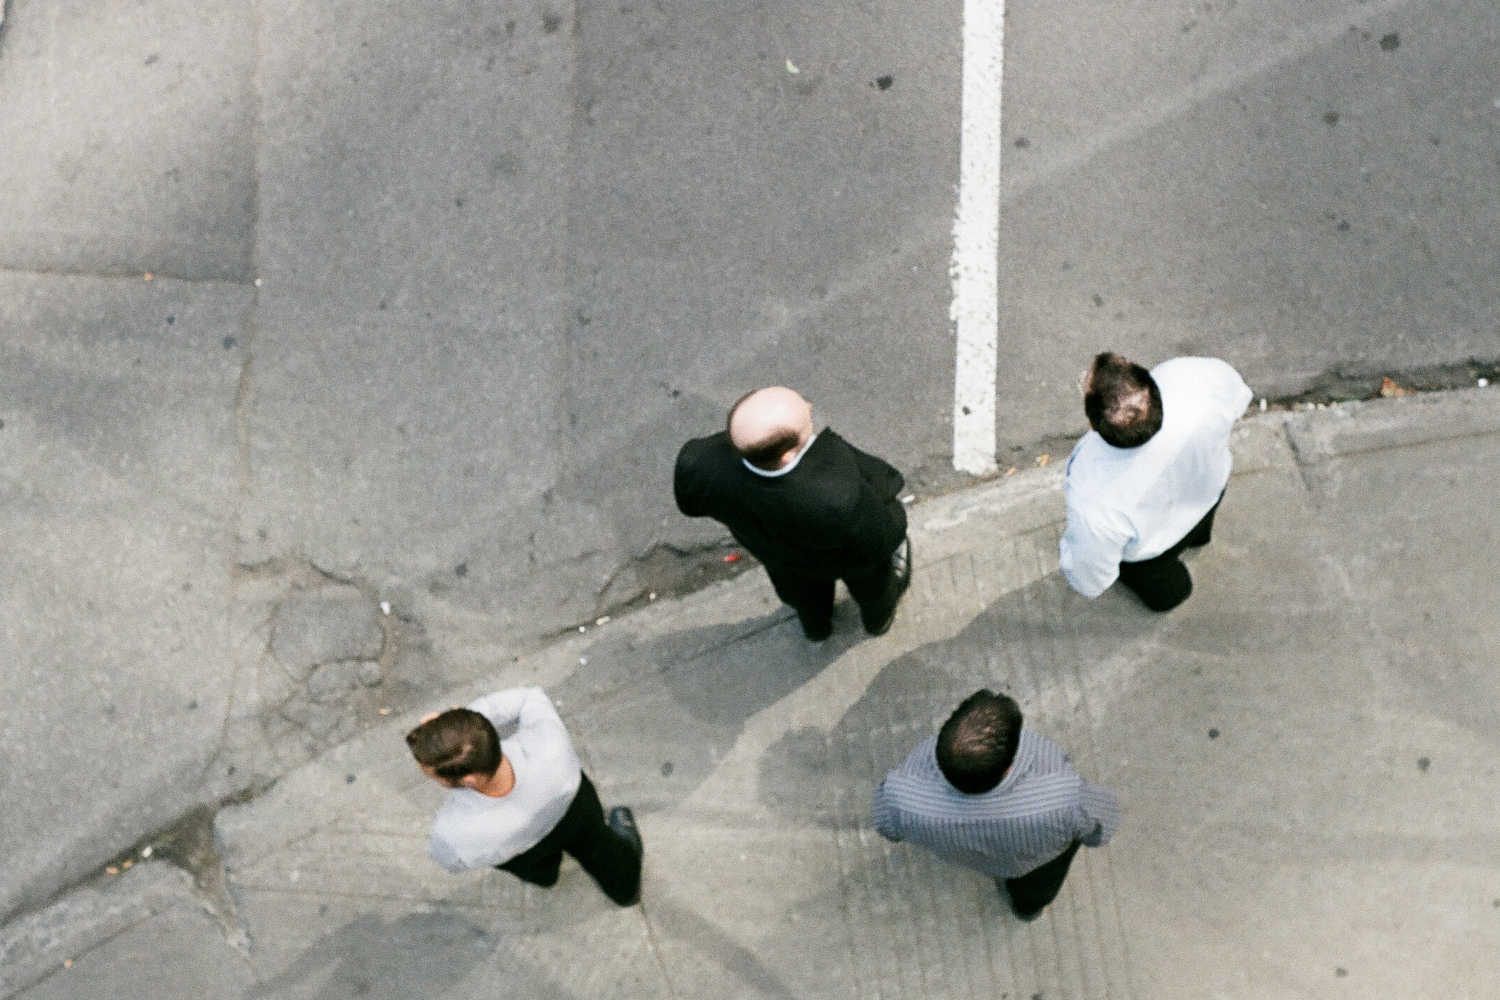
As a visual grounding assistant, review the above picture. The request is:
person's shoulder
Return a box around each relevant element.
[676,430,735,467]
[1154,356,1245,391]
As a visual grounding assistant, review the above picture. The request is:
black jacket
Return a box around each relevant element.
[674,428,906,576]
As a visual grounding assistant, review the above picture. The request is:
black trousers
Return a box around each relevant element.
[497,774,640,906]
[1116,494,1223,612]
[764,552,902,635]
[1002,840,1082,917]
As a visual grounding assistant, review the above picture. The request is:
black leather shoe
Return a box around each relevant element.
[609,806,644,861]
[606,807,644,905]
[865,537,912,636]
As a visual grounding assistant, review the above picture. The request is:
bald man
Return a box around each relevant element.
[674,387,911,640]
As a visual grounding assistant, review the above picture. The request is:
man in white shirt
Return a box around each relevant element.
[406,686,643,905]
[1059,353,1253,611]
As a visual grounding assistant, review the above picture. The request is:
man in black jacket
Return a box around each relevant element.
[674,386,911,640]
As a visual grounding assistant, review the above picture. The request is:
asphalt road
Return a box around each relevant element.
[0,0,1496,922]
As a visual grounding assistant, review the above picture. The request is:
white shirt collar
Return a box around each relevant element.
[743,431,819,477]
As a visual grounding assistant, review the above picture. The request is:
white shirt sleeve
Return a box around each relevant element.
[467,686,557,732]
[428,830,468,873]
[1059,502,1134,598]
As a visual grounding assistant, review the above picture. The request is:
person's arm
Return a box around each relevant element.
[1058,505,1132,599]
[846,439,905,500]
[427,832,470,874]
[467,686,557,732]
[1077,781,1122,847]
[673,436,716,518]
[870,778,904,842]
[1201,358,1254,425]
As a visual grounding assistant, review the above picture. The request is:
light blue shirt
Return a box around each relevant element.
[1060,357,1253,598]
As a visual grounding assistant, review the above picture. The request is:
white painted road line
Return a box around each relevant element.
[950,0,1004,476]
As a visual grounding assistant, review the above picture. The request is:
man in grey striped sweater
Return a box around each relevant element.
[871,689,1120,920]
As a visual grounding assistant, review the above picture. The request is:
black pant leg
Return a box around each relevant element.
[1117,550,1193,611]
[557,775,642,906]
[1004,840,1082,917]
[842,557,900,633]
[497,827,566,887]
[763,564,836,635]
[1183,493,1224,548]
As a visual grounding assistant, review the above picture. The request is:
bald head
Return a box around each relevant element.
[727,386,814,470]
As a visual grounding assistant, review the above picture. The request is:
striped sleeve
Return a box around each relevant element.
[1078,780,1121,846]
[871,777,903,842]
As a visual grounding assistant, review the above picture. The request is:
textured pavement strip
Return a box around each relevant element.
[5,410,1344,999]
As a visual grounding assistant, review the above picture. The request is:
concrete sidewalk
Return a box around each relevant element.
[4,388,1499,1000]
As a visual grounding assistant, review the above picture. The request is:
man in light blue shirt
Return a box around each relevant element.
[1060,353,1253,611]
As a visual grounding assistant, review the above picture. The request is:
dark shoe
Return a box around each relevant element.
[607,807,644,905]
[865,537,912,636]
[996,879,1045,921]
[609,807,644,861]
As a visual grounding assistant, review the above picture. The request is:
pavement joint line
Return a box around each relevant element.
[0,264,254,287]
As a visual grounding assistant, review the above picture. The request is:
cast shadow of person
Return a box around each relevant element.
[555,599,868,814]
[756,570,1157,829]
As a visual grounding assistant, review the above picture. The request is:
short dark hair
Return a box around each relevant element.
[405,708,501,781]
[726,391,801,470]
[1084,352,1163,448]
[935,689,1023,794]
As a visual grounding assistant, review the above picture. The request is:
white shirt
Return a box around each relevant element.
[1059,357,1253,598]
[427,687,583,872]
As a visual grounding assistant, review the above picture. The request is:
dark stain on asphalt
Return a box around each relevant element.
[1092,294,1104,307]
[1014,136,1030,148]
[543,12,562,33]
[1417,756,1431,772]
[1380,32,1400,51]
[455,562,468,578]
[1323,111,1340,127]
[875,75,894,90]
[661,761,674,776]
[1208,728,1220,740]
[1336,967,1348,978]
[223,336,237,349]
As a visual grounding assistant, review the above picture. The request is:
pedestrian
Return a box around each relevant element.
[674,386,911,640]
[872,689,1120,920]
[1059,352,1253,611]
[405,686,643,906]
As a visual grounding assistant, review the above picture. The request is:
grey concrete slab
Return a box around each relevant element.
[0,274,249,922]
[16,394,1500,997]
[1,861,203,998]
[241,0,604,642]
[563,0,962,497]
[996,0,1500,452]
[0,0,256,278]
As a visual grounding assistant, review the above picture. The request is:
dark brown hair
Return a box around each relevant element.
[405,708,501,781]
[936,689,1023,794]
[1084,352,1163,448]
